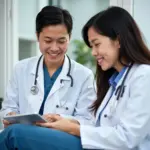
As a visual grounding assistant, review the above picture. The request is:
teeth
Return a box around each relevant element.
[98,57,103,64]
[47,52,59,56]
[50,53,58,56]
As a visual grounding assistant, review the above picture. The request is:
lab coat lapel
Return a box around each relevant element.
[28,56,44,113]
[95,64,137,124]
[95,67,130,122]
[47,55,71,98]
[95,87,113,122]
[114,64,135,96]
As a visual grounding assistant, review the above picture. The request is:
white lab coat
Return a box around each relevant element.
[80,64,150,150]
[0,55,96,125]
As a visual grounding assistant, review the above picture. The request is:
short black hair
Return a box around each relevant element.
[36,6,73,37]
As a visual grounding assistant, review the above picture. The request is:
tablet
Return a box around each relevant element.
[3,114,47,124]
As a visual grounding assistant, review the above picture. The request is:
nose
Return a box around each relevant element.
[50,42,59,50]
[91,47,98,57]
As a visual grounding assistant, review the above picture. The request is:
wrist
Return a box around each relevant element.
[69,123,80,136]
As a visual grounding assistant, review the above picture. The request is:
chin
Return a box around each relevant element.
[101,65,110,71]
[48,55,64,64]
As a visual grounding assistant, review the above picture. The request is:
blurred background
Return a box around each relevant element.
[0,0,150,107]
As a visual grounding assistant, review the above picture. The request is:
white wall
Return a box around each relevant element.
[0,0,5,99]
[61,0,110,40]
[18,0,38,40]
[133,0,150,48]
[18,0,49,59]
[60,0,110,58]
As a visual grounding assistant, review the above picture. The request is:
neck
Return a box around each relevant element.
[44,57,64,76]
[114,61,124,72]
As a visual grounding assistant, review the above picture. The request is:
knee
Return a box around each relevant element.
[4,124,26,138]
[6,124,23,132]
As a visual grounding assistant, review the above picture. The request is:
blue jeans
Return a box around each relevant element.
[0,124,83,150]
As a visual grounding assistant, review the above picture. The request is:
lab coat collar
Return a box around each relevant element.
[45,55,71,99]
[30,55,71,81]
[30,55,44,76]
[59,55,71,81]
[30,55,71,95]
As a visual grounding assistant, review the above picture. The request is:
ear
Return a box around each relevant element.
[36,32,39,41]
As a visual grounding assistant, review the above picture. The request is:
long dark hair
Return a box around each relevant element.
[82,6,150,115]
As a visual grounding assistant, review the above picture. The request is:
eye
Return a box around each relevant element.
[44,40,51,44]
[94,43,101,47]
[57,40,67,44]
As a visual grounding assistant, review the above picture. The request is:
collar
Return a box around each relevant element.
[30,55,71,81]
[109,66,127,88]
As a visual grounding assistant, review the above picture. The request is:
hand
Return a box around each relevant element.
[36,117,80,136]
[3,112,17,128]
[43,114,62,122]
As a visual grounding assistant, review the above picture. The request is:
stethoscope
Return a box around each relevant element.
[30,54,73,96]
[104,63,133,119]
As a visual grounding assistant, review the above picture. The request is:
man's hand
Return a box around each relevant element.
[43,114,62,122]
[36,117,80,136]
[3,112,17,128]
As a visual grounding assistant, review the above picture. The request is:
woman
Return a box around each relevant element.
[1,6,150,150]
[0,5,96,127]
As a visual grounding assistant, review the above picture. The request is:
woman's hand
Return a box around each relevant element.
[36,116,80,136]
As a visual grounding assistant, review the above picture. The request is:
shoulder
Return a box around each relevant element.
[130,64,150,81]
[14,56,39,69]
[14,56,39,72]
[132,64,150,76]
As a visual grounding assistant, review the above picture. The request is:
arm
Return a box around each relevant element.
[61,72,96,125]
[0,65,19,117]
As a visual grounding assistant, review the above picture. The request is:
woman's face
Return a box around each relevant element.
[37,24,70,66]
[88,27,121,71]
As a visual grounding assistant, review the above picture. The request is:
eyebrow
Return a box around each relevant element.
[44,36,67,40]
[89,39,99,46]
[90,39,99,43]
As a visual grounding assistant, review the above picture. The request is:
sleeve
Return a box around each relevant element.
[61,71,96,126]
[0,65,20,117]
[80,67,150,149]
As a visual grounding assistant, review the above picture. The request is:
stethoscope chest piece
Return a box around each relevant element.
[30,85,39,95]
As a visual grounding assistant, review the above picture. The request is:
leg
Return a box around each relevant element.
[0,124,83,150]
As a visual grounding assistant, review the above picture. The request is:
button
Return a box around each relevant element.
[66,107,69,110]
[104,114,107,118]
[56,105,59,108]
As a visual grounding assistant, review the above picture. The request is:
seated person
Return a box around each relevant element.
[0,6,96,128]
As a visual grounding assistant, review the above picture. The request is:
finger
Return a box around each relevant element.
[52,115,62,121]
[36,122,52,128]
[43,114,52,120]
[43,114,49,119]
[3,120,11,128]
[7,112,17,116]
[3,120,10,125]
